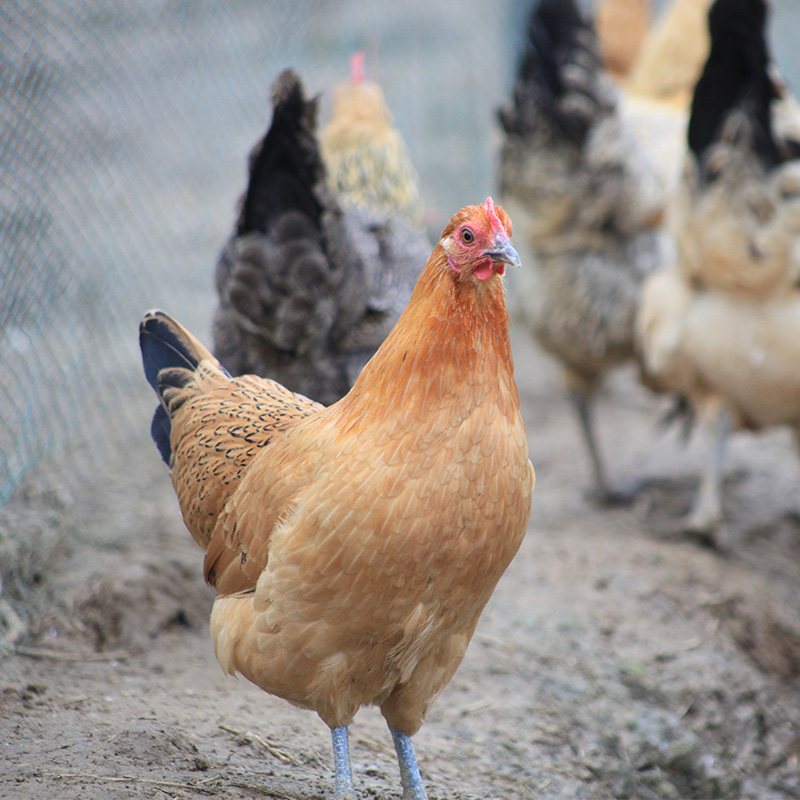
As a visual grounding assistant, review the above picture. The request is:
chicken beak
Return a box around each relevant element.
[483,241,521,269]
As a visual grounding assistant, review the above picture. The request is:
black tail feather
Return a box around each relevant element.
[237,69,325,237]
[500,0,607,143]
[139,310,221,466]
[150,405,172,465]
[688,0,780,173]
[139,312,202,394]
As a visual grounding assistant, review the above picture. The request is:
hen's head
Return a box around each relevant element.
[439,198,521,282]
[329,52,392,128]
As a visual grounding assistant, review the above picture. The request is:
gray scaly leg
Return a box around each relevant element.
[390,726,428,800]
[331,725,357,799]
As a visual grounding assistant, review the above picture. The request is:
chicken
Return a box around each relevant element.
[636,0,800,536]
[595,0,651,81]
[212,68,429,406]
[497,0,668,502]
[597,0,714,206]
[623,0,713,108]
[320,52,424,229]
[140,199,534,800]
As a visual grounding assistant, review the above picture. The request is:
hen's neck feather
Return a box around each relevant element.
[333,244,518,432]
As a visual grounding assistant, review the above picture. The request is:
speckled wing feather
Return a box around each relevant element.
[140,310,323,593]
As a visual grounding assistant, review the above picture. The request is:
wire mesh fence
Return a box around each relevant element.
[0,0,528,514]
[0,0,798,539]
[0,0,220,503]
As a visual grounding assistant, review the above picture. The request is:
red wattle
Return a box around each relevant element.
[473,261,494,281]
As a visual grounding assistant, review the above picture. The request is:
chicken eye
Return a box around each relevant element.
[461,228,475,244]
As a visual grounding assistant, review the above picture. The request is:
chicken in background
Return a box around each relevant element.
[595,0,651,81]
[597,0,714,203]
[212,68,429,406]
[623,0,713,108]
[320,52,424,229]
[637,0,800,538]
[140,199,534,800]
[497,0,669,503]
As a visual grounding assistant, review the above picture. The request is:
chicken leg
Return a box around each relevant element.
[568,381,640,506]
[685,398,732,539]
[569,385,613,500]
[331,726,357,800]
[390,726,428,800]
[330,724,428,799]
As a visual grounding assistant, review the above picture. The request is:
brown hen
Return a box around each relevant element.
[140,199,533,799]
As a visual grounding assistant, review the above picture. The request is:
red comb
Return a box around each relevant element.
[484,197,504,233]
[350,52,365,84]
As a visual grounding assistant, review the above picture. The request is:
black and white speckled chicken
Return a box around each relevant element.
[213,68,429,406]
[498,0,670,502]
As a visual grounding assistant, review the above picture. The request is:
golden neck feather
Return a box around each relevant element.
[334,245,518,430]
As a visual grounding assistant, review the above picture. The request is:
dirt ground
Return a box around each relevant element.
[4,0,800,797]
[2,326,800,800]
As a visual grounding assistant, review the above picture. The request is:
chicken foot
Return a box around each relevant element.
[685,398,732,539]
[331,726,357,799]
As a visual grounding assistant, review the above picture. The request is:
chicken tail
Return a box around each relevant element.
[139,310,228,464]
[236,68,324,237]
[498,0,611,144]
[687,0,780,174]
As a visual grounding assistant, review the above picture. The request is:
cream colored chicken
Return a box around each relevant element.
[637,0,800,536]
[597,0,714,205]
[320,52,423,229]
